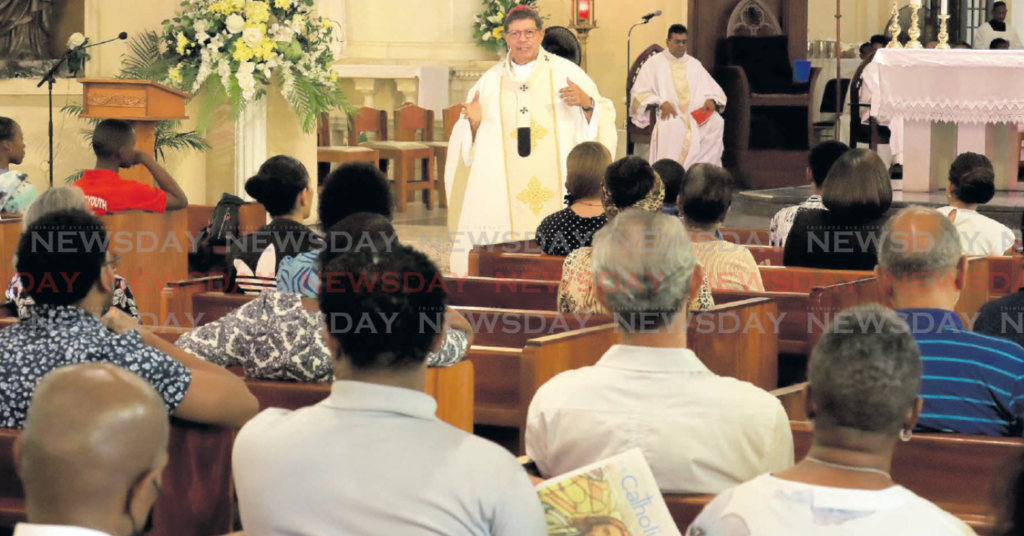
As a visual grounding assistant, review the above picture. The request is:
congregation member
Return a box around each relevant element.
[876,206,1024,436]
[784,149,892,270]
[769,140,850,247]
[530,209,792,493]
[688,304,975,535]
[682,164,765,292]
[975,2,1023,50]
[74,119,189,216]
[446,5,617,274]
[558,156,714,313]
[177,212,472,382]
[653,158,685,217]
[859,42,873,60]
[0,209,258,429]
[6,187,140,320]
[14,364,170,536]
[227,155,318,294]
[0,116,36,214]
[233,246,545,535]
[992,38,1012,50]
[937,152,1015,256]
[630,24,727,168]
[535,141,610,256]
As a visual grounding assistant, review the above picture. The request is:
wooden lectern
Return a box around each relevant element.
[78,79,190,184]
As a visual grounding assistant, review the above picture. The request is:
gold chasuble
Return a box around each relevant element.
[445,51,617,275]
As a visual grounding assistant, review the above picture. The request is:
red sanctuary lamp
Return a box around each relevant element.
[570,0,598,71]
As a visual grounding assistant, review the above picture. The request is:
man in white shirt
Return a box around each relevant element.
[769,141,849,246]
[526,210,794,494]
[14,363,170,536]
[233,245,546,536]
[630,24,728,168]
[975,2,1023,50]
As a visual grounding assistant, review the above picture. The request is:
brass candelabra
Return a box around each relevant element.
[936,13,951,49]
[907,3,924,49]
[887,0,903,49]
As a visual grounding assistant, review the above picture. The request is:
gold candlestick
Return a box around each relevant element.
[936,13,951,49]
[887,0,903,49]
[907,3,924,49]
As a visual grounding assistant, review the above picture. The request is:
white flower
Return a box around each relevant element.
[242,26,263,47]
[194,20,209,34]
[67,32,86,49]
[272,24,294,42]
[195,30,210,43]
[225,14,245,34]
[236,61,257,101]
[482,31,490,41]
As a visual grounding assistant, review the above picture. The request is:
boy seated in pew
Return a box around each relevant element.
[877,207,1024,436]
[14,363,170,536]
[527,210,793,494]
[0,209,258,429]
[175,213,473,381]
[689,304,975,535]
[233,246,545,535]
[74,119,189,216]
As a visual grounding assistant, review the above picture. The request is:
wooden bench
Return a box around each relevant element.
[987,255,1022,299]
[242,361,475,433]
[719,228,771,246]
[0,420,234,536]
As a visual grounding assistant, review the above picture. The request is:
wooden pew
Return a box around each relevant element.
[987,255,1022,299]
[719,228,771,246]
[242,361,475,433]
[0,218,19,280]
[0,420,235,536]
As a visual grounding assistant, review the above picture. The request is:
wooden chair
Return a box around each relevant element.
[349,107,436,212]
[315,111,380,177]
[626,44,665,156]
[394,103,449,208]
[849,53,891,151]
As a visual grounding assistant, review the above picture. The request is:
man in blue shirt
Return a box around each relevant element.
[875,206,1024,436]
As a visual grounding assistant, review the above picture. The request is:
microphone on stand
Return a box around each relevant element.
[640,10,663,23]
[37,32,129,187]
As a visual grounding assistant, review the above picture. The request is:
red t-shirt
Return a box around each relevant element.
[74,169,168,216]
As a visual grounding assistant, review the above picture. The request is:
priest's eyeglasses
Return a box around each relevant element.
[507,29,538,41]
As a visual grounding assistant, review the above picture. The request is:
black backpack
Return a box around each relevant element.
[189,193,246,273]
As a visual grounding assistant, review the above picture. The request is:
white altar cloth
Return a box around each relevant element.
[872,49,1024,191]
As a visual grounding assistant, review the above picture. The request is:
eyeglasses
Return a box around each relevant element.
[506,29,538,41]
[103,254,122,270]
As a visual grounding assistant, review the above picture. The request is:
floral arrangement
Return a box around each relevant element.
[65,32,91,75]
[159,0,350,133]
[472,0,541,53]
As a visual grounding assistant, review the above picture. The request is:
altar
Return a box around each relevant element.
[873,49,1024,192]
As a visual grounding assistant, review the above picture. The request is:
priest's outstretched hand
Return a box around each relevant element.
[559,78,592,109]
[660,101,679,120]
[463,91,482,132]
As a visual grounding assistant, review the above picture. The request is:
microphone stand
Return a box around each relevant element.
[626,19,652,150]
[37,53,70,188]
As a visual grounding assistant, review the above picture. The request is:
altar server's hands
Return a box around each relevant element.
[660,101,680,120]
[559,78,593,109]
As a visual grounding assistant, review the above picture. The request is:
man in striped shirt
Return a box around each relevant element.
[875,206,1024,436]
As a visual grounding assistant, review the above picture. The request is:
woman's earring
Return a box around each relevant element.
[899,428,913,442]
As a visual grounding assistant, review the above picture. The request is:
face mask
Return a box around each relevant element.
[129,479,161,536]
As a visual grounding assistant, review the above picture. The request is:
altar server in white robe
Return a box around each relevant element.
[975,2,1024,50]
[445,5,617,275]
[630,24,727,168]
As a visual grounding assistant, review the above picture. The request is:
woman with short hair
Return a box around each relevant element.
[688,304,975,536]
[937,152,1015,256]
[783,149,893,270]
[535,142,610,256]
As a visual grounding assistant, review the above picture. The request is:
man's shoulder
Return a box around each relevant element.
[926,327,1024,360]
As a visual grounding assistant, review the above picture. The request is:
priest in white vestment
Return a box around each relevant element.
[445,6,617,275]
[975,2,1023,50]
[630,24,727,168]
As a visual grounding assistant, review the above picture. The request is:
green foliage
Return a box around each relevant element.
[281,71,354,134]
[472,0,543,52]
[119,31,175,81]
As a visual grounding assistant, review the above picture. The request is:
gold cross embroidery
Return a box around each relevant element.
[509,120,550,152]
[516,177,554,216]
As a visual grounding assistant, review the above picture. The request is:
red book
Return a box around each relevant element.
[691,108,714,126]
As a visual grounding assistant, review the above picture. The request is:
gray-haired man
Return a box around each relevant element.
[525,209,793,493]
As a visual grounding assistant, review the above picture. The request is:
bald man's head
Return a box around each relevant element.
[17,364,169,534]
[878,206,962,280]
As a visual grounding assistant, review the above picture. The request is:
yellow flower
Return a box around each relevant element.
[254,37,277,60]
[244,0,271,24]
[175,32,190,55]
[492,27,504,40]
[233,41,255,62]
[168,66,182,84]
[273,0,291,7]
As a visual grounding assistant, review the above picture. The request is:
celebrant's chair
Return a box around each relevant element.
[316,113,379,191]
[626,44,665,156]
[349,107,436,213]
[848,53,890,152]
[394,103,448,209]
